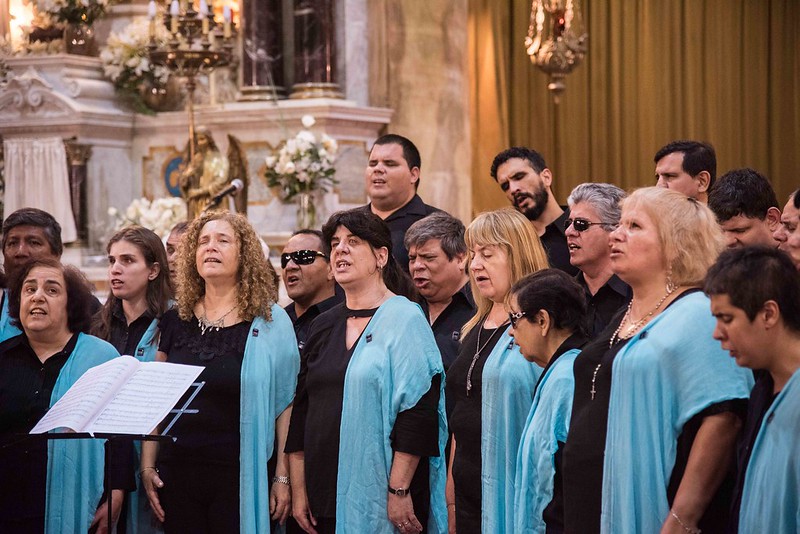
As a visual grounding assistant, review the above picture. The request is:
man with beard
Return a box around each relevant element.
[490,147,577,275]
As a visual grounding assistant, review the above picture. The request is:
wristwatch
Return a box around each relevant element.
[387,484,410,497]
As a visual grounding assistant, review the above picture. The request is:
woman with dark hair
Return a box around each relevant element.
[287,209,447,534]
[92,225,172,533]
[140,211,299,533]
[445,208,549,533]
[562,187,752,534]
[0,258,123,533]
[507,269,588,533]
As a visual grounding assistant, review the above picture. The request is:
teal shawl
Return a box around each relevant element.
[126,317,163,534]
[45,333,121,533]
[513,349,580,534]
[239,305,300,534]
[0,289,22,343]
[739,368,800,533]
[600,292,753,533]
[336,296,448,534]
[481,327,544,533]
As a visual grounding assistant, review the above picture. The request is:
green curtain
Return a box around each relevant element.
[471,0,800,213]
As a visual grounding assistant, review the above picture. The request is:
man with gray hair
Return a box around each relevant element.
[566,183,631,336]
[405,213,474,371]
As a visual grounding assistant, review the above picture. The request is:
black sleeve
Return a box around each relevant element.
[107,440,136,492]
[390,374,442,458]
[157,310,179,355]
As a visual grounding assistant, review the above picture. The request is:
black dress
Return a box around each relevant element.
[445,323,506,534]
[156,309,253,533]
[285,303,440,533]
[562,291,746,533]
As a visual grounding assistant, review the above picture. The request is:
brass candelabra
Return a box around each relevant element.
[147,0,236,160]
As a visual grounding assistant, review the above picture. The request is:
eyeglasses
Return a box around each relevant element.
[280,250,328,269]
[508,310,527,328]
[564,218,614,232]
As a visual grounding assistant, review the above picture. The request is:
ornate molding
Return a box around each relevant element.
[0,67,74,120]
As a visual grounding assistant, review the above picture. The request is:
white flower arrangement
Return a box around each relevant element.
[264,115,339,201]
[100,17,171,112]
[32,0,112,25]
[108,197,187,239]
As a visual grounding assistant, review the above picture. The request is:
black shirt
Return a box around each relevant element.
[563,291,746,534]
[575,272,632,338]
[157,309,252,465]
[360,195,441,273]
[445,322,507,532]
[284,291,343,351]
[0,333,133,531]
[728,371,776,533]
[421,283,476,371]
[540,209,579,276]
[107,300,156,357]
[285,303,440,521]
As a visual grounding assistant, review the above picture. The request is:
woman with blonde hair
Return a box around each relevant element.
[445,207,549,533]
[562,187,753,534]
[140,211,299,533]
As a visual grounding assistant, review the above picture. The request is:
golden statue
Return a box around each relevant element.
[179,128,249,220]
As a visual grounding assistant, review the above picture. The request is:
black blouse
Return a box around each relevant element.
[562,291,746,533]
[157,309,252,465]
[107,300,155,357]
[285,303,440,521]
[445,322,507,533]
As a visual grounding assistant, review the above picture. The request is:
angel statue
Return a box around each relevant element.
[179,128,249,220]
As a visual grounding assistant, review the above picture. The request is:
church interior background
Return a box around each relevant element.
[0,0,797,294]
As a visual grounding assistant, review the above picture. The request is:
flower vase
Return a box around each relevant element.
[139,77,183,112]
[64,22,96,56]
[296,192,317,230]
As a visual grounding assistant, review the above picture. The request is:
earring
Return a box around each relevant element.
[665,267,677,294]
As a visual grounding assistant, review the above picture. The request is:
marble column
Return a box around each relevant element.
[239,0,285,100]
[64,141,92,244]
[290,0,343,99]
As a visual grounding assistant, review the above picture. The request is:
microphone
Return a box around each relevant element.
[206,179,244,209]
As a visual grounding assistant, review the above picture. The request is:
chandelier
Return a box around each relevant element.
[147,0,236,160]
[525,0,588,103]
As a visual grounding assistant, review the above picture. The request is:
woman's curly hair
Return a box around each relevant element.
[175,211,277,322]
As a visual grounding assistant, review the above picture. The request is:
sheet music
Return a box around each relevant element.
[88,362,202,435]
[30,356,202,436]
[30,357,137,434]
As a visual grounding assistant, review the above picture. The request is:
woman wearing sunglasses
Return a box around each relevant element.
[562,187,752,534]
[287,209,447,534]
[445,208,549,533]
[140,211,299,533]
[506,269,588,533]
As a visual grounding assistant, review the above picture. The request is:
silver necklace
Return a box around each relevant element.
[197,302,238,335]
[595,286,677,400]
[466,317,506,397]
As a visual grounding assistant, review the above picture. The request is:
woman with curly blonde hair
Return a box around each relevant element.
[140,211,299,534]
[446,208,550,533]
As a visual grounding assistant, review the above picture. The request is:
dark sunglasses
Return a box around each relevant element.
[564,217,614,232]
[508,310,527,328]
[281,250,328,269]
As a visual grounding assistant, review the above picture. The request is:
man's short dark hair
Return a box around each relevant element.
[8,258,96,333]
[704,246,800,333]
[372,134,421,171]
[490,147,547,180]
[654,140,717,188]
[793,188,800,209]
[2,208,63,256]
[404,213,467,261]
[291,229,330,257]
[708,168,779,223]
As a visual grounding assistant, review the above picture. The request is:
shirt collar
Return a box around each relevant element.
[547,207,570,238]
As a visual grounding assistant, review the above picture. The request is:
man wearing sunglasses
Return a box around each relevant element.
[281,230,342,349]
[490,147,578,276]
[566,183,631,336]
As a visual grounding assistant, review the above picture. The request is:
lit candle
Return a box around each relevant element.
[170,0,179,33]
[148,0,157,18]
[223,6,231,38]
[199,0,209,34]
